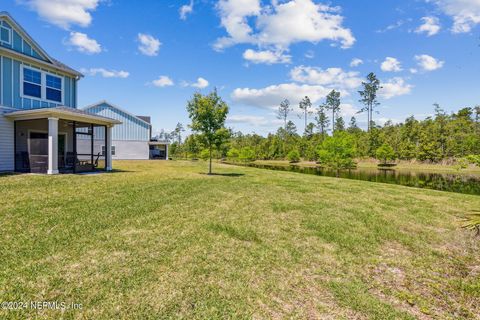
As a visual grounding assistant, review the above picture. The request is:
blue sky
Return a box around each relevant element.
[4,0,480,135]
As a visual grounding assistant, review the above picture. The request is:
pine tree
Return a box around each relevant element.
[325,90,341,132]
[277,99,291,130]
[315,104,329,134]
[299,96,313,134]
[358,73,381,131]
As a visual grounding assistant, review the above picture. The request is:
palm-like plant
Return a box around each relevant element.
[463,211,480,236]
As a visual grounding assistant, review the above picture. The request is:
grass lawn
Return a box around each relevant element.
[254,159,480,174]
[1,160,479,319]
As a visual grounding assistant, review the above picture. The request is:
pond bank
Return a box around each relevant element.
[224,161,480,195]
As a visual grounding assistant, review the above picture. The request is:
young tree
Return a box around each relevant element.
[227,148,240,161]
[305,122,315,138]
[184,134,201,159]
[334,116,345,132]
[376,143,396,165]
[187,89,229,174]
[173,122,185,144]
[474,105,480,123]
[358,73,381,131]
[277,99,292,130]
[239,146,256,163]
[287,149,301,163]
[325,90,341,131]
[317,131,356,175]
[299,96,313,134]
[285,120,297,136]
[315,104,329,134]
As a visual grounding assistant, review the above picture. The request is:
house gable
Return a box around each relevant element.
[0,13,50,63]
[83,101,151,141]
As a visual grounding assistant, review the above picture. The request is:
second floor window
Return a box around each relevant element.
[22,67,64,103]
[46,74,62,102]
[23,68,41,99]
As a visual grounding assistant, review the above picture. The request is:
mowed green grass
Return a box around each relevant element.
[0,160,479,319]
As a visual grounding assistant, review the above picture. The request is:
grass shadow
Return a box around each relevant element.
[206,223,261,243]
[200,173,245,177]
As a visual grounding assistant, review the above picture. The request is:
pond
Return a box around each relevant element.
[227,162,480,195]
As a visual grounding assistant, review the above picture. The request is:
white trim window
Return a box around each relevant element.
[20,65,64,104]
[46,74,62,103]
[22,67,42,99]
[0,25,12,45]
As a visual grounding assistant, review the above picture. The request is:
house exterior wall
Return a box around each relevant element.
[85,103,150,141]
[0,55,77,110]
[0,17,77,110]
[111,140,149,160]
[0,107,14,171]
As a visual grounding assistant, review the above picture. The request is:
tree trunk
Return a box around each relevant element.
[332,111,335,133]
[209,146,212,175]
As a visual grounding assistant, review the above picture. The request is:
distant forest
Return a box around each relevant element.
[168,103,480,164]
[164,74,480,165]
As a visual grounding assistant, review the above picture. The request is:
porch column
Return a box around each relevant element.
[47,117,59,175]
[165,144,169,160]
[106,125,113,171]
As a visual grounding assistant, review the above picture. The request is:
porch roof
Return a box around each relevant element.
[5,107,122,126]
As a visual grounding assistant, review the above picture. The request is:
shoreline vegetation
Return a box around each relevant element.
[251,159,480,174]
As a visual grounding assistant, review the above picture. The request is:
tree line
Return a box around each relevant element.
[170,74,480,173]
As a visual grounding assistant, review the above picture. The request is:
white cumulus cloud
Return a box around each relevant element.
[290,66,362,90]
[414,54,445,71]
[350,58,363,67]
[179,0,194,20]
[428,0,480,33]
[21,0,100,29]
[215,0,355,52]
[381,57,402,72]
[227,115,273,126]
[191,77,209,89]
[138,33,161,56]
[243,49,291,64]
[415,16,441,36]
[151,76,174,87]
[231,83,332,109]
[67,32,102,54]
[379,77,413,99]
[81,68,129,78]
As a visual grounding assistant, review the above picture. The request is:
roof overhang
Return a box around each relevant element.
[0,47,83,78]
[5,107,122,127]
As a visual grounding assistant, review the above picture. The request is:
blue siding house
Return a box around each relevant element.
[83,101,169,160]
[0,12,120,174]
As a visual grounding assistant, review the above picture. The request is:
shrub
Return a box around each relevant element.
[239,147,256,163]
[287,149,301,163]
[200,149,210,161]
[465,155,480,167]
[317,132,356,172]
[376,143,396,165]
[227,148,240,161]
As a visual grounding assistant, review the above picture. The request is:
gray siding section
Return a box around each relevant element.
[78,139,149,160]
[0,107,14,171]
[112,140,149,160]
[85,103,150,141]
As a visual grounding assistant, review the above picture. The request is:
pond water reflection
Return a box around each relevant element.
[229,163,480,195]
